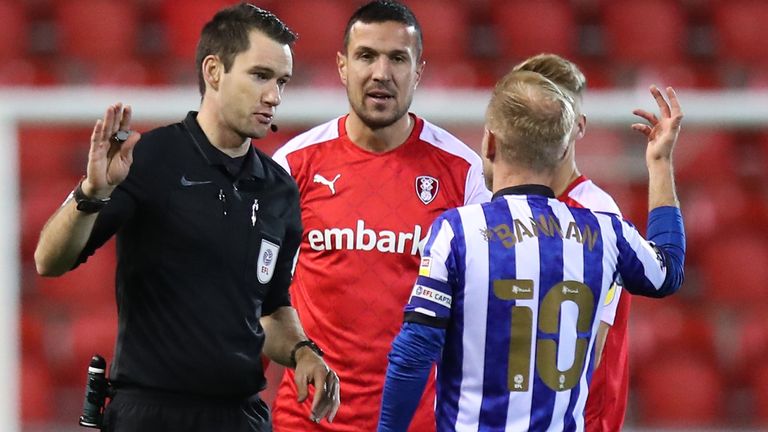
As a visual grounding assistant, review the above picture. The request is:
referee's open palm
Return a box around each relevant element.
[85,103,141,197]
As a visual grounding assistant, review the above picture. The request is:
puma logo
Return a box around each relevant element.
[313,173,341,195]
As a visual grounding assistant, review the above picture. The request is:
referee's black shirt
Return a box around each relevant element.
[76,112,302,398]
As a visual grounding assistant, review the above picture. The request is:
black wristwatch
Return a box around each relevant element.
[72,177,110,214]
[290,339,324,368]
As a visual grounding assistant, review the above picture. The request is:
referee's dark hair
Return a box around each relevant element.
[342,1,423,59]
[195,3,297,96]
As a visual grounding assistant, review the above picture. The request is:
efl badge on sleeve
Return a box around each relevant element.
[416,175,439,205]
[257,239,280,284]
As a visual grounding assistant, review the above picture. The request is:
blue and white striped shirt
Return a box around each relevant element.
[379,185,685,432]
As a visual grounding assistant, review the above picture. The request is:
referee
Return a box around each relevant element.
[34,4,339,432]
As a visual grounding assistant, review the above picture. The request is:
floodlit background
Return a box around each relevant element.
[2,0,767,431]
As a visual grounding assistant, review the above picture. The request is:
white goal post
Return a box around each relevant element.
[0,86,765,430]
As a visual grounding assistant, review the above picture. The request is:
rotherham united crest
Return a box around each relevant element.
[415,176,439,205]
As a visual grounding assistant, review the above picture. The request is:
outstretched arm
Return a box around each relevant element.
[631,85,683,210]
[34,103,140,276]
[620,86,686,297]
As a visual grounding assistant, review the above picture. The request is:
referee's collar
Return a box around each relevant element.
[182,111,265,179]
[492,184,556,200]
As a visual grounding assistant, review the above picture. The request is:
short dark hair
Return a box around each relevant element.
[195,3,297,96]
[342,1,422,58]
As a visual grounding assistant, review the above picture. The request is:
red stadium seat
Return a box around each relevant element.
[0,1,28,59]
[680,182,749,252]
[713,0,768,66]
[699,231,768,308]
[0,57,59,86]
[634,352,724,427]
[20,308,45,359]
[55,0,140,62]
[69,312,118,373]
[407,1,470,63]
[407,1,478,88]
[491,0,577,62]
[629,297,717,367]
[33,238,117,314]
[86,59,161,87]
[753,363,768,426]
[623,62,719,90]
[20,182,79,261]
[572,127,624,180]
[674,129,737,186]
[20,355,54,423]
[18,126,89,187]
[161,0,236,63]
[759,132,768,176]
[275,0,349,63]
[602,0,686,65]
[575,60,614,90]
[732,310,768,384]
[46,311,118,387]
[271,0,348,85]
[417,58,484,88]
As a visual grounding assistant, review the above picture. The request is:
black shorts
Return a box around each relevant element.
[102,387,271,432]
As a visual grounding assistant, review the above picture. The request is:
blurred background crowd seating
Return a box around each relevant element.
[10,0,768,430]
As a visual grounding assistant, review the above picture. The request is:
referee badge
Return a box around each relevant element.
[416,175,439,205]
[257,239,280,284]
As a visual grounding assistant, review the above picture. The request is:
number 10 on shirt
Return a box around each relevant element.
[493,279,595,393]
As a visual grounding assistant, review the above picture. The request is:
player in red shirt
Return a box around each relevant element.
[513,53,630,431]
[271,2,490,431]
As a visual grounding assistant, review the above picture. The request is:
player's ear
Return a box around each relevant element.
[203,55,222,92]
[576,113,587,140]
[413,59,425,89]
[482,128,497,162]
[337,51,348,86]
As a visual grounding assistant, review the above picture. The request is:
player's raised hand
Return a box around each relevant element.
[631,85,684,166]
[83,103,141,198]
[294,351,340,424]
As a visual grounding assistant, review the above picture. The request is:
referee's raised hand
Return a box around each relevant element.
[83,103,141,199]
[294,350,341,423]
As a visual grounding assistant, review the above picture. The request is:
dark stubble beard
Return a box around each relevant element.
[349,89,413,130]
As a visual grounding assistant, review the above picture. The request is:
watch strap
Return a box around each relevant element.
[73,177,110,214]
[290,339,324,368]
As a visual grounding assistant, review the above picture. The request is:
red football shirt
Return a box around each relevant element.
[559,175,630,432]
[271,114,490,432]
